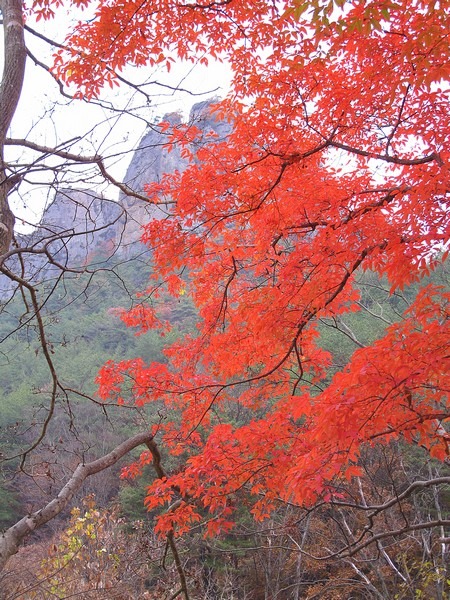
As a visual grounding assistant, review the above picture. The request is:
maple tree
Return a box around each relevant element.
[71,0,449,534]
[1,0,449,591]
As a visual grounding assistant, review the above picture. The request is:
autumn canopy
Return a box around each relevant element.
[33,0,450,535]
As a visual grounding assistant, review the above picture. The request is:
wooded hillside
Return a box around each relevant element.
[0,0,449,598]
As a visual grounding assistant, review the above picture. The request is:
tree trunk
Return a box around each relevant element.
[0,0,26,255]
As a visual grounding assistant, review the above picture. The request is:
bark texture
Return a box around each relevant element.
[0,0,26,255]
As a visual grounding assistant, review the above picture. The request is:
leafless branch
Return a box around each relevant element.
[0,430,154,572]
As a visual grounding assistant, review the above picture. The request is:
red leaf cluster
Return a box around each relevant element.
[42,0,450,535]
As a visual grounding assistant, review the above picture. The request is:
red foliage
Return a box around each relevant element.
[38,0,450,535]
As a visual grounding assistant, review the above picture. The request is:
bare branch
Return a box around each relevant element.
[0,430,154,572]
[5,138,157,203]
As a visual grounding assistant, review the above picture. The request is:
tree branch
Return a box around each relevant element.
[146,439,191,600]
[5,138,156,203]
[0,430,154,572]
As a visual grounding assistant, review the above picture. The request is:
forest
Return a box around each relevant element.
[0,0,449,598]
[1,258,449,598]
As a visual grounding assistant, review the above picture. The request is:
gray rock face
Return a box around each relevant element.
[118,111,184,248]
[119,98,231,248]
[121,111,184,203]
[121,99,230,201]
[189,98,233,143]
[38,189,124,265]
[0,190,125,296]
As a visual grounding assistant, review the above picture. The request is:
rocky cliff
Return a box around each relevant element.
[119,98,231,247]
